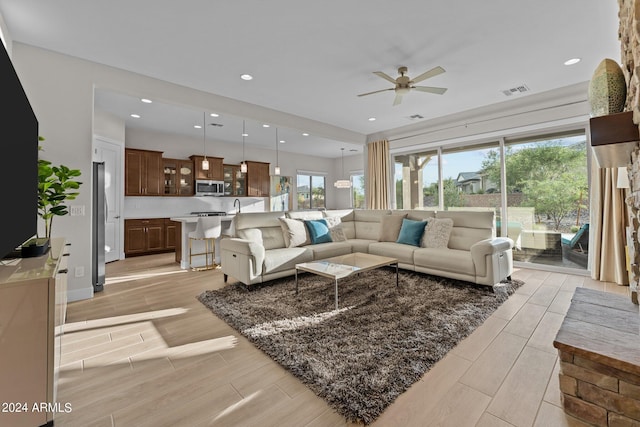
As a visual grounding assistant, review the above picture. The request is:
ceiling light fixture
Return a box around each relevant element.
[334,148,352,189]
[240,74,253,81]
[263,124,270,128]
[302,133,309,136]
[241,120,248,173]
[274,128,281,175]
[201,112,209,171]
[130,114,141,118]
[210,113,219,117]
[141,98,152,103]
[368,117,376,121]
[194,124,202,129]
[564,58,581,66]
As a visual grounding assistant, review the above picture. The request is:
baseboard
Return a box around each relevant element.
[67,286,94,302]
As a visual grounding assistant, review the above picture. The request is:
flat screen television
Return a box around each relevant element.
[0,42,38,259]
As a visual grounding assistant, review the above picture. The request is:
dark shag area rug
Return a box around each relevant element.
[197,268,522,424]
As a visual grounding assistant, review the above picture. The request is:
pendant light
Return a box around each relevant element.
[201,112,209,170]
[334,148,352,188]
[274,128,281,175]
[240,120,248,173]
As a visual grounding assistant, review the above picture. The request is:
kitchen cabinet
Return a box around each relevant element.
[191,155,224,181]
[246,161,270,197]
[0,238,68,427]
[223,164,246,196]
[125,148,163,196]
[163,158,194,196]
[124,218,178,256]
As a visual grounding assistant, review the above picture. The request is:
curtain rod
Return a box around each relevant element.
[388,99,587,143]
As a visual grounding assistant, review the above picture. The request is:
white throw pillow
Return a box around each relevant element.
[324,216,347,242]
[278,217,310,247]
[421,218,454,248]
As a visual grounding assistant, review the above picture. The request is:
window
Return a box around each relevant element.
[351,172,365,208]
[390,128,589,272]
[393,150,439,210]
[297,174,326,209]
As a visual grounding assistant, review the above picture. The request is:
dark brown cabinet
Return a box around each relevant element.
[125,148,163,196]
[163,158,194,196]
[125,218,174,256]
[223,164,247,196]
[191,155,224,181]
[165,219,178,250]
[246,161,270,197]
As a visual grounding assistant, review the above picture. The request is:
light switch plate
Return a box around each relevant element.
[70,205,85,216]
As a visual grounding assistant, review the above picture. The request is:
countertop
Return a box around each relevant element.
[169,215,236,223]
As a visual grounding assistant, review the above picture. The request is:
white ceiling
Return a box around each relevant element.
[0,0,621,157]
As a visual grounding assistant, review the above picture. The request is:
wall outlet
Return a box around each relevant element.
[70,205,85,216]
[75,266,85,278]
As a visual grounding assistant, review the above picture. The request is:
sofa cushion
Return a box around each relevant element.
[287,210,324,220]
[414,248,475,276]
[396,218,427,246]
[306,241,352,260]
[378,214,407,242]
[353,210,390,240]
[347,239,377,253]
[324,216,347,242]
[278,217,310,248]
[305,219,332,244]
[263,247,313,274]
[368,242,415,265]
[436,211,494,251]
[421,218,454,248]
[393,209,436,221]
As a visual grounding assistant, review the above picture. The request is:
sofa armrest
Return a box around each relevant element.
[471,237,514,257]
[470,238,514,281]
[221,238,265,276]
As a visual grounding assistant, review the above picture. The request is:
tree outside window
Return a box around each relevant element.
[297,174,325,209]
[351,173,365,208]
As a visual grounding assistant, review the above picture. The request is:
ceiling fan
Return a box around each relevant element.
[357,66,447,106]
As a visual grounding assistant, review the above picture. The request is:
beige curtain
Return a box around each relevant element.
[591,162,629,285]
[366,139,390,209]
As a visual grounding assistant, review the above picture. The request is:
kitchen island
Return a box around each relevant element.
[169,215,235,269]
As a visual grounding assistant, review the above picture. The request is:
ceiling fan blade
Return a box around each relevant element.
[412,86,448,95]
[410,66,445,84]
[393,93,403,106]
[373,71,398,84]
[357,88,394,97]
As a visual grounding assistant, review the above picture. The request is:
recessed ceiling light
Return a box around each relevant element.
[130,114,141,118]
[194,125,202,129]
[140,98,152,104]
[302,133,309,136]
[279,140,286,144]
[262,124,270,128]
[242,132,248,137]
[564,58,581,66]
[240,74,253,81]
[210,113,219,117]
[368,117,376,121]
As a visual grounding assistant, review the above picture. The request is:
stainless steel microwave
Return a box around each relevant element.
[195,180,224,196]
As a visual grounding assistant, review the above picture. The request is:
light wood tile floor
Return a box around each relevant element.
[55,253,630,427]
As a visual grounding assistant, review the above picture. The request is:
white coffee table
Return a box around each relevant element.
[295,252,399,310]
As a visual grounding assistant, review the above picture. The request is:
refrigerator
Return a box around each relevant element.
[92,162,105,292]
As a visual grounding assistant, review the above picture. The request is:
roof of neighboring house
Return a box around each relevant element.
[456,172,481,184]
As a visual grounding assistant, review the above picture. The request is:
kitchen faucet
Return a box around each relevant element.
[234,198,241,214]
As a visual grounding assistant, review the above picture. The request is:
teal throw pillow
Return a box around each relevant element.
[396,218,427,246]
[305,219,333,244]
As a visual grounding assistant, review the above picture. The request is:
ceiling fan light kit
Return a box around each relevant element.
[358,65,447,105]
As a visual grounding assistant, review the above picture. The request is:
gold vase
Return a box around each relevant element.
[588,58,627,117]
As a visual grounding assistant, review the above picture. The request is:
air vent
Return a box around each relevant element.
[407,114,425,120]
[209,123,223,127]
[502,84,530,96]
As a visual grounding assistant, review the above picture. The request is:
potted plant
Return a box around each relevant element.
[38,136,83,239]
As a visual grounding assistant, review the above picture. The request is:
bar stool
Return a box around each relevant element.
[188,216,222,270]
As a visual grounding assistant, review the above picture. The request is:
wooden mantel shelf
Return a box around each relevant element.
[553,287,640,426]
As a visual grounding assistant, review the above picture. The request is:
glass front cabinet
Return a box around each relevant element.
[163,158,194,196]
[223,164,246,197]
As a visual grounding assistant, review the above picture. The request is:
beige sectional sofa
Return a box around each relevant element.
[220,209,514,288]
